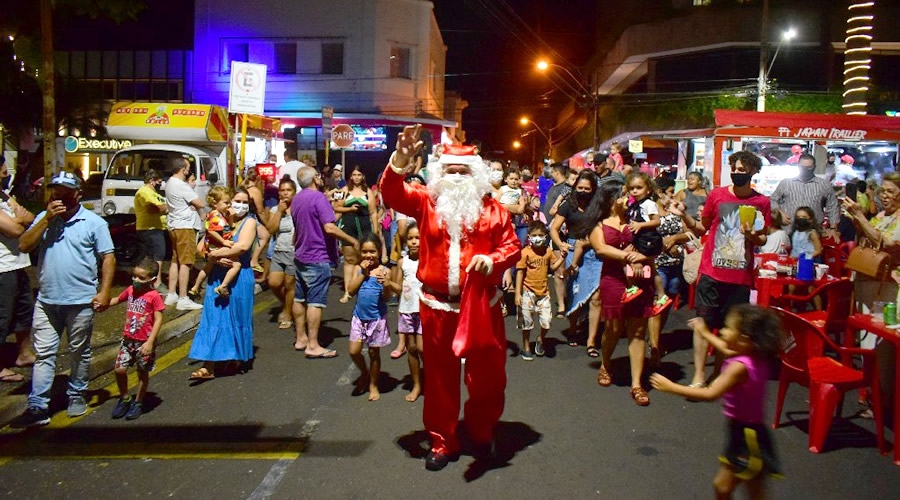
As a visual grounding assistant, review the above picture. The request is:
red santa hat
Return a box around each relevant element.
[840,154,854,165]
[439,144,484,167]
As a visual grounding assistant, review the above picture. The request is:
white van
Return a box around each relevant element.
[100,144,226,216]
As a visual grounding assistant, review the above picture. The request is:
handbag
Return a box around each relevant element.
[845,234,893,281]
[682,233,703,285]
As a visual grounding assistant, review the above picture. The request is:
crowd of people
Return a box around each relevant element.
[3,126,896,495]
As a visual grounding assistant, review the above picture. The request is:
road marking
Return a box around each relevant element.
[0,297,289,465]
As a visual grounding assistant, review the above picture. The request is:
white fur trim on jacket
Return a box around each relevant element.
[417,288,503,314]
[439,154,484,166]
[388,151,411,175]
[470,254,494,276]
[448,233,461,296]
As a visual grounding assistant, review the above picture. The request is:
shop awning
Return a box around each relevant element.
[232,114,282,139]
[107,102,229,143]
[714,110,900,142]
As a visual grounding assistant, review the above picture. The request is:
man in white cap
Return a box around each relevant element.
[12,171,116,427]
[381,125,521,471]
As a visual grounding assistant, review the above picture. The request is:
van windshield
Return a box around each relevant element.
[106,151,195,181]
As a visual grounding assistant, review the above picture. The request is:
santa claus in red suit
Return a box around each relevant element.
[381,125,521,471]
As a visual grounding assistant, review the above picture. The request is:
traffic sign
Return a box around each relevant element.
[332,124,355,149]
[228,62,267,115]
[322,106,334,141]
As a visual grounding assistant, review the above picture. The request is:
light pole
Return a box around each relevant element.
[757,25,797,112]
[537,60,599,153]
[519,117,551,167]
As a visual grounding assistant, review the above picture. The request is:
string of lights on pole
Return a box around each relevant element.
[842,1,875,115]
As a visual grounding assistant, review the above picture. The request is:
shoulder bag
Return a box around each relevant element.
[682,232,704,285]
[845,233,893,281]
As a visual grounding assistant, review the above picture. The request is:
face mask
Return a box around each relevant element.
[132,278,152,291]
[575,191,592,206]
[798,168,815,181]
[489,170,504,185]
[730,172,752,187]
[522,174,533,182]
[528,235,547,246]
[794,218,812,231]
[441,173,471,186]
[52,194,80,211]
[231,201,250,218]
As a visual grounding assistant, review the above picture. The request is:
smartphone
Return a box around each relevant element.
[845,182,858,201]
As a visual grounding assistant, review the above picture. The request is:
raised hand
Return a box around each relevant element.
[392,124,425,172]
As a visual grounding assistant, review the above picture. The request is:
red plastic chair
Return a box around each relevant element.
[771,307,884,454]
[772,278,854,339]
[822,241,856,278]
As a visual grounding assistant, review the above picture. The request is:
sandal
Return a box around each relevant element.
[597,366,612,387]
[586,346,600,358]
[189,367,215,380]
[631,387,650,406]
[651,295,673,316]
[278,320,294,330]
[621,286,643,304]
[556,309,566,319]
[339,293,351,304]
[390,348,407,359]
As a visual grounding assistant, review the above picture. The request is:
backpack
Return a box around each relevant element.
[625,199,663,256]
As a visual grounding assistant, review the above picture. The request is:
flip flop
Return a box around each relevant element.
[278,320,294,330]
[390,348,407,359]
[305,349,338,359]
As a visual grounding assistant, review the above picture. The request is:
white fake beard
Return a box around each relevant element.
[428,173,490,239]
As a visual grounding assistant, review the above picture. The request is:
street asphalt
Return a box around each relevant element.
[0,277,898,499]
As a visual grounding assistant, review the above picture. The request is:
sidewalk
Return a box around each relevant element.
[0,272,214,426]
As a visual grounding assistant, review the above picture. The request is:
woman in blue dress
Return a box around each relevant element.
[189,187,257,380]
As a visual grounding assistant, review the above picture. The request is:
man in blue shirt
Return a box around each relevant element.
[11,171,116,428]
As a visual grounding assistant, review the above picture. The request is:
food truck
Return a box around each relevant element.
[101,102,279,216]
[708,110,900,193]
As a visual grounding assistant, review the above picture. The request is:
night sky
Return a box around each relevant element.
[432,0,597,154]
[53,0,596,155]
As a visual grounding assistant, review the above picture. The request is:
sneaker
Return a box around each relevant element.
[67,395,87,417]
[111,396,133,419]
[10,407,50,428]
[164,292,179,306]
[534,341,545,357]
[176,297,203,311]
[521,350,534,361]
[125,401,143,420]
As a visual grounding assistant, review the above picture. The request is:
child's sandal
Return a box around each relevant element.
[631,387,650,406]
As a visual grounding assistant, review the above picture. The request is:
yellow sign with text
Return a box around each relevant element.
[107,102,229,143]
[628,139,643,153]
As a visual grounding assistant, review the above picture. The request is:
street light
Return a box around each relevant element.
[757,27,797,112]
[520,116,551,167]
[536,60,600,153]
[513,140,522,149]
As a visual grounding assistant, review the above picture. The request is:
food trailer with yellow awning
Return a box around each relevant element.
[101,102,279,216]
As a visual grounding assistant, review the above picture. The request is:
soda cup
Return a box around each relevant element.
[738,205,756,226]
[885,302,897,325]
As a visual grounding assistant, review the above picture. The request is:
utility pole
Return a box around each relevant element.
[40,0,56,200]
[756,0,770,112]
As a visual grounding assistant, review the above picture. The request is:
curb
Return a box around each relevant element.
[0,307,206,428]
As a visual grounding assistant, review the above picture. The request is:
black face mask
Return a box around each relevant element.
[731,172,752,187]
[522,174,533,182]
[51,194,80,211]
[575,191,592,207]
[794,218,812,231]
[798,168,815,181]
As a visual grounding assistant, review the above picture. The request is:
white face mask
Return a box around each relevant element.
[489,170,504,185]
[529,235,547,246]
[231,201,249,218]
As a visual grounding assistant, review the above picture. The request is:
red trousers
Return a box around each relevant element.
[420,301,507,456]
